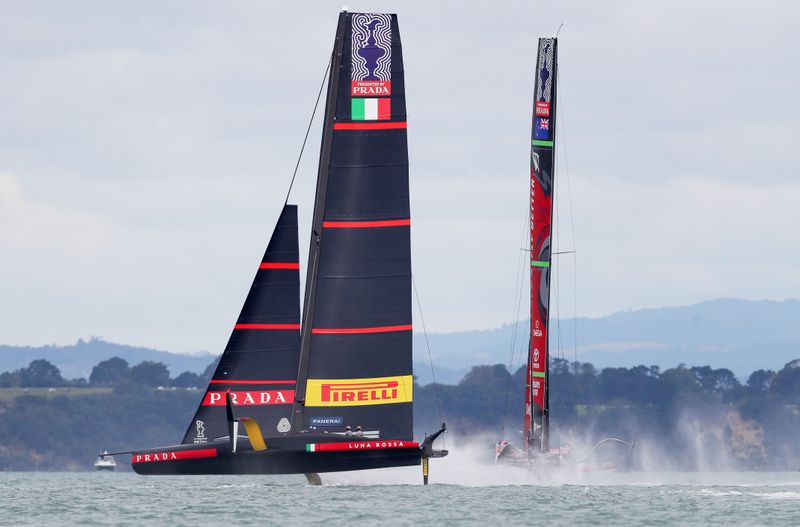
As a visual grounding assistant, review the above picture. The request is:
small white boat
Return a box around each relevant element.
[94,451,116,472]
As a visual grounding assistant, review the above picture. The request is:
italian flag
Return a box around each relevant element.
[351,98,391,120]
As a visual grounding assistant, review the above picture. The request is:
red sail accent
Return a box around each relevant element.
[132,448,217,463]
[259,262,300,269]
[322,219,410,228]
[333,122,407,130]
[311,325,412,335]
[234,324,301,330]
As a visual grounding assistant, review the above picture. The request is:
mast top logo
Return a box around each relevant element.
[535,38,555,105]
[351,13,392,96]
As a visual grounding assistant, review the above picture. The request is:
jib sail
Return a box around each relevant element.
[182,204,301,445]
[525,37,557,453]
[292,12,413,440]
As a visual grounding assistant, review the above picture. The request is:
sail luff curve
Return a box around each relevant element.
[526,37,558,453]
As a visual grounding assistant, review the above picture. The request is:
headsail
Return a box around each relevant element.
[292,12,413,440]
[182,204,301,445]
[525,37,557,453]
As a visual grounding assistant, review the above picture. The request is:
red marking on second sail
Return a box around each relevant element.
[323,219,410,228]
[234,324,301,330]
[259,262,300,269]
[333,122,407,130]
[312,325,413,334]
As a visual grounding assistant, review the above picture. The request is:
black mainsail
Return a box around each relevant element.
[124,10,446,481]
[292,12,413,441]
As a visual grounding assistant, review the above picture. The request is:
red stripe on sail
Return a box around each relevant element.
[132,448,217,464]
[312,325,412,335]
[333,122,407,130]
[322,219,410,228]
[259,262,300,270]
[234,324,301,330]
[209,380,296,385]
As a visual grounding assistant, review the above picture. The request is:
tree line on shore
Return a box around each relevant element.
[0,357,216,389]
[3,355,800,470]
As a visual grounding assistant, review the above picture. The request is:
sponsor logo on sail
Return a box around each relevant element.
[310,416,344,427]
[193,420,207,444]
[201,390,294,406]
[535,38,555,104]
[351,13,392,120]
[305,375,413,407]
[535,101,550,117]
[351,13,392,96]
[276,417,291,433]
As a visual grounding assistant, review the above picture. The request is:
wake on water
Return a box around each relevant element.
[320,431,792,488]
[322,437,637,487]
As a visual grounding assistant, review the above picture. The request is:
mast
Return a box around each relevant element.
[291,11,348,432]
[526,37,558,454]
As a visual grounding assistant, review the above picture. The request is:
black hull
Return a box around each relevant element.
[133,447,421,476]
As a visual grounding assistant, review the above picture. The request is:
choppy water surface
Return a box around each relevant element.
[2,470,799,526]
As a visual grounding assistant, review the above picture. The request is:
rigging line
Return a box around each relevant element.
[553,132,565,365]
[284,55,332,205]
[412,276,444,444]
[556,61,580,378]
[500,212,530,434]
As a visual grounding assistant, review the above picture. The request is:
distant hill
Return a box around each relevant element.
[413,298,800,380]
[2,299,797,382]
[0,338,216,380]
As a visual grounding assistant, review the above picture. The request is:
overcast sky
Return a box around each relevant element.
[2,0,799,353]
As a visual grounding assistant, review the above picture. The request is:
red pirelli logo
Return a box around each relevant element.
[305,375,413,407]
[322,380,397,403]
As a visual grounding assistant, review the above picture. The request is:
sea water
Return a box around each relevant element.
[2,469,799,526]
